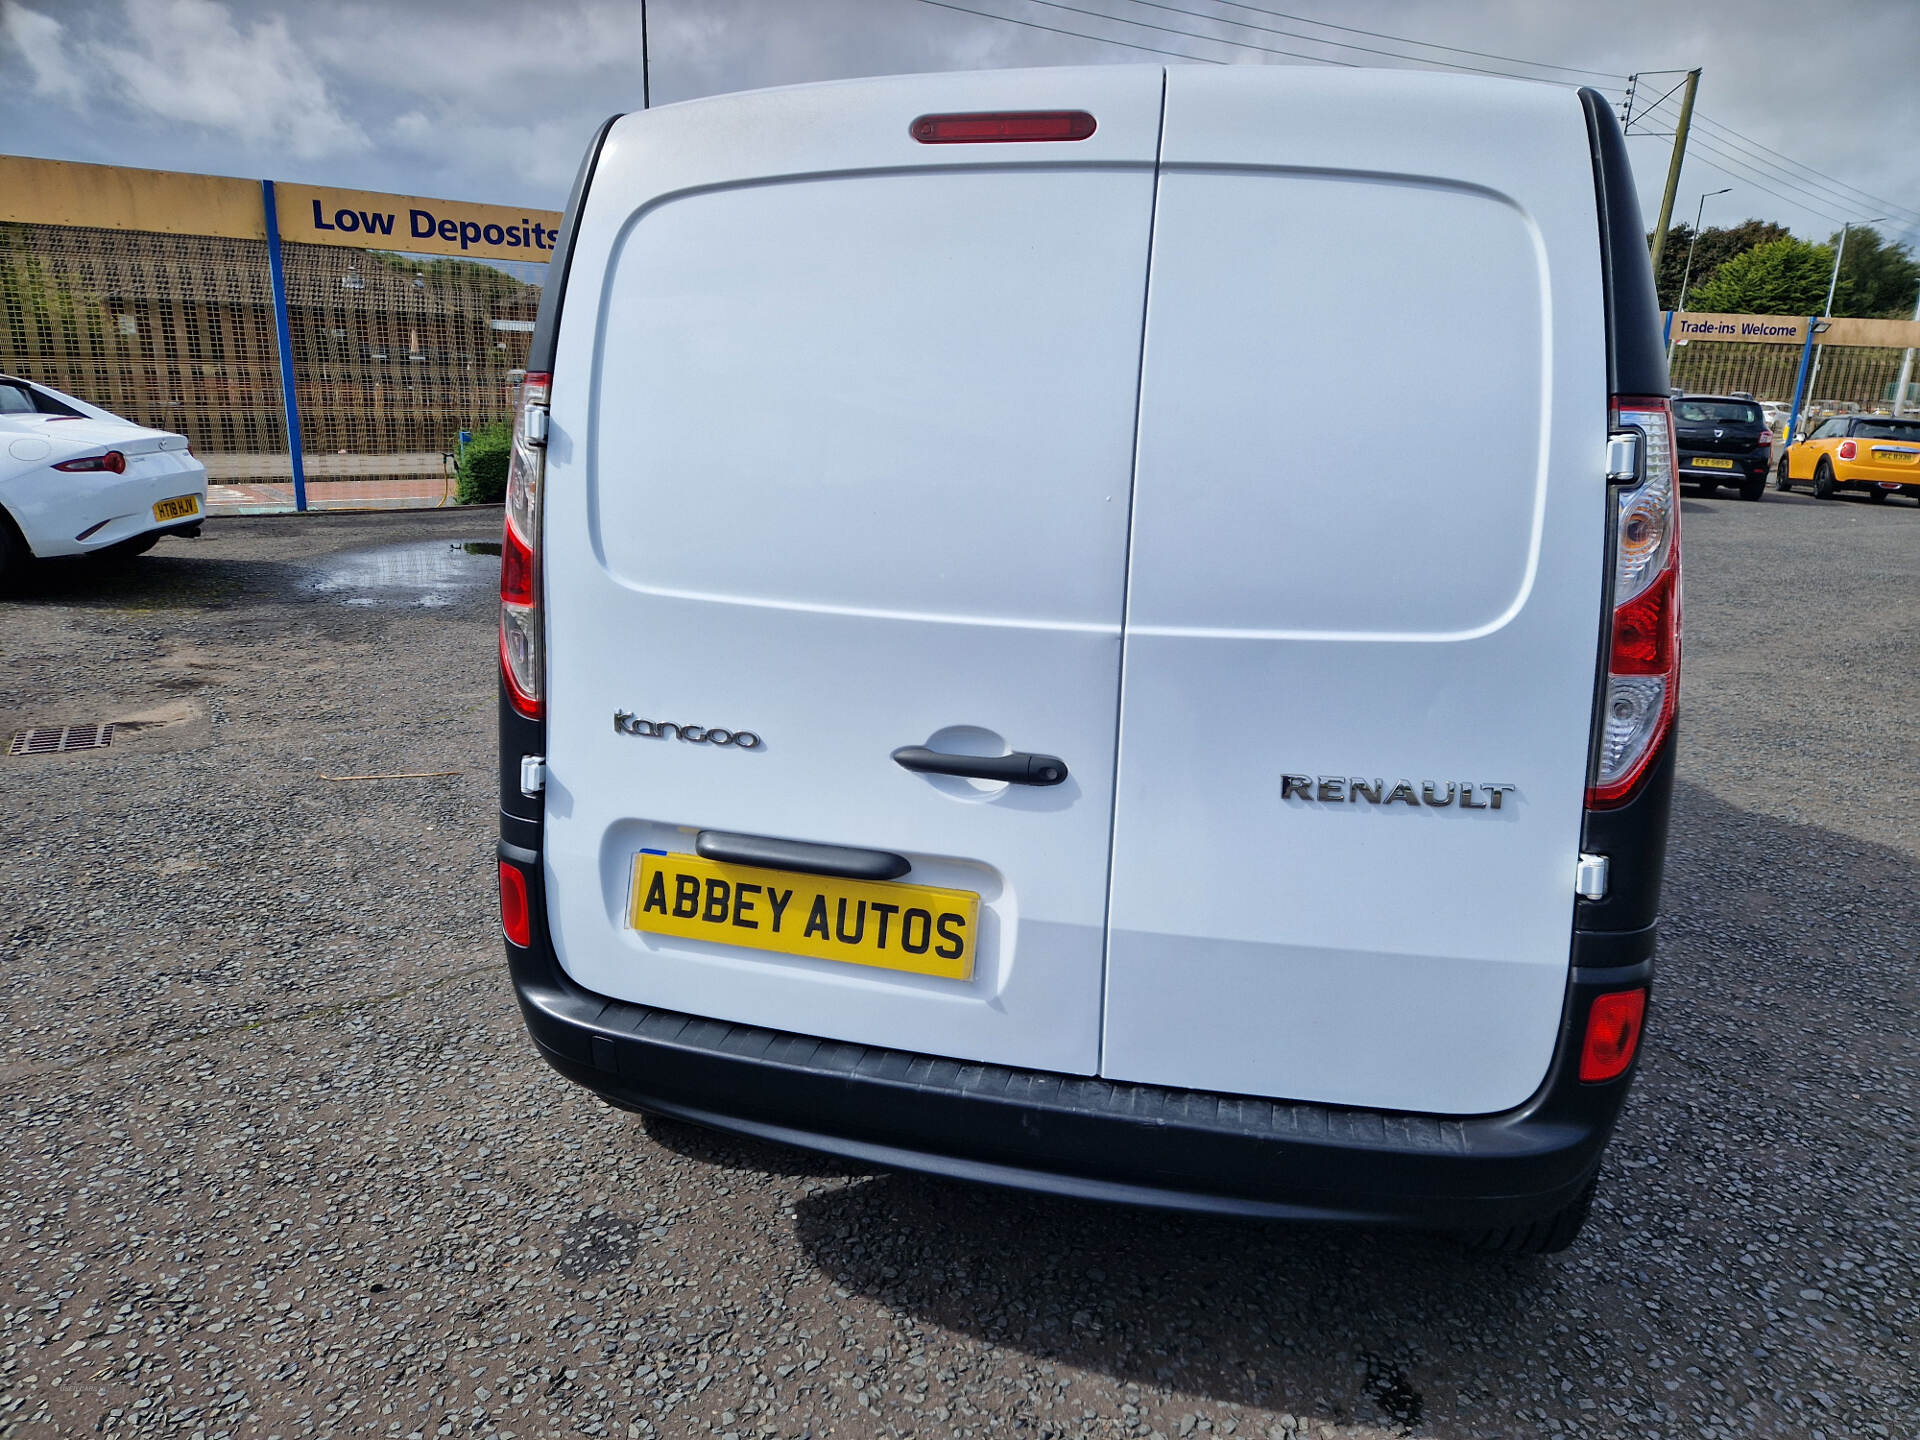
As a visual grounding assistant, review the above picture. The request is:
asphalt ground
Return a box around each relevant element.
[1,489,1916,1440]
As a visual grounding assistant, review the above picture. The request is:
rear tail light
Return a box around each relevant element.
[1837,439,1857,460]
[1579,988,1647,1082]
[53,450,126,474]
[498,861,531,947]
[1759,428,1772,446]
[1590,397,1681,808]
[910,111,1096,144]
[500,372,549,719]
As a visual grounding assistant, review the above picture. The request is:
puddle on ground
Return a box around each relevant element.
[310,540,499,607]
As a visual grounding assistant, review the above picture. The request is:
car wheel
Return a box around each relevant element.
[1465,1172,1598,1255]
[1814,459,1836,499]
[1775,456,1793,491]
[1740,475,1766,501]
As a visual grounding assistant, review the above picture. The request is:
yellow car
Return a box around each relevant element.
[1776,414,1920,502]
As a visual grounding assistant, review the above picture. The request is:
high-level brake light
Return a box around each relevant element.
[1590,397,1681,808]
[500,372,549,720]
[910,111,1097,144]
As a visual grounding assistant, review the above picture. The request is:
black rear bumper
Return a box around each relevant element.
[503,840,1652,1230]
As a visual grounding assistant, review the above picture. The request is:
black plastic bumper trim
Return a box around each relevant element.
[502,838,1651,1230]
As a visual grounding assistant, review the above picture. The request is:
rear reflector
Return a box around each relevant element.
[1579,988,1647,1082]
[910,111,1096,144]
[498,861,531,947]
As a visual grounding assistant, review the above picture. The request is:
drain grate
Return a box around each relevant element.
[8,724,113,756]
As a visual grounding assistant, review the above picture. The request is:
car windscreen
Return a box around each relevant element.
[1854,420,1920,442]
[1674,400,1761,425]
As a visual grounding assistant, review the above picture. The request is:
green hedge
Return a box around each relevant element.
[455,420,513,505]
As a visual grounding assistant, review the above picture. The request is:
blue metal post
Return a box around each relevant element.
[1663,309,1674,347]
[1786,317,1819,443]
[260,179,308,512]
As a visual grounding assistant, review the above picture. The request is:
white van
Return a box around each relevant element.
[498,66,1678,1253]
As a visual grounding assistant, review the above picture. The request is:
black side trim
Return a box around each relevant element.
[528,112,623,374]
[695,830,910,882]
[1577,723,1677,933]
[1579,89,1668,398]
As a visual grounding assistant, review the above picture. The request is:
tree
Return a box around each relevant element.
[1687,236,1835,315]
[1825,226,1920,318]
[1651,219,1793,310]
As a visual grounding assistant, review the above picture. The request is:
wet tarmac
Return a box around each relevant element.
[308,538,500,606]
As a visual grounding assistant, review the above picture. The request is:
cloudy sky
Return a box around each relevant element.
[3,0,1917,252]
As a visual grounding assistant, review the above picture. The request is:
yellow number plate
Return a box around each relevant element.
[152,494,201,521]
[630,852,979,981]
[1691,458,1736,470]
[1875,450,1917,465]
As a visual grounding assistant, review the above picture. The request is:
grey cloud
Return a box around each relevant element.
[0,0,1913,247]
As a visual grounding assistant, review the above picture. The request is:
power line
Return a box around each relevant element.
[1633,91,1899,229]
[1112,0,1624,85]
[909,0,1228,62]
[1024,0,1354,65]
[1689,113,1920,226]
[1184,0,1629,81]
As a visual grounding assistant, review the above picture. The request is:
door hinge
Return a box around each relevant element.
[519,754,546,797]
[1576,853,1609,900]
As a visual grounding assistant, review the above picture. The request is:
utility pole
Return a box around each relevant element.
[1646,68,1702,287]
[641,0,651,110]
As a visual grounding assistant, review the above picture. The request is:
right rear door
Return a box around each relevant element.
[1102,70,1611,1115]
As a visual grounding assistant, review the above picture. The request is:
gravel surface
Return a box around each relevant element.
[1,493,1915,1440]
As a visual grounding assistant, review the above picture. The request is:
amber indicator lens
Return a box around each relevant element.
[910,111,1097,144]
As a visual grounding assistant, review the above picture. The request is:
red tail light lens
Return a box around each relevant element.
[1837,439,1857,460]
[498,861,531,947]
[1590,398,1681,808]
[1759,428,1772,446]
[910,111,1096,144]
[500,372,549,720]
[1579,988,1647,1082]
[53,450,127,474]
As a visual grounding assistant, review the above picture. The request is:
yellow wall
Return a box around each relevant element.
[1,154,562,265]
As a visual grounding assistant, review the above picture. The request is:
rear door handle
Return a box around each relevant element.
[891,746,1068,787]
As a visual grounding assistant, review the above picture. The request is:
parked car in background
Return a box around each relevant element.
[0,374,205,584]
[1673,394,1770,500]
[1777,414,1920,502]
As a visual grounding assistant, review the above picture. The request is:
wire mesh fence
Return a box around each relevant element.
[0,221,543,509]
[1668,339,1915,420]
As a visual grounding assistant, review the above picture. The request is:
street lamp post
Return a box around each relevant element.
[1808,217,1886,415]
[1669,186,1731,361]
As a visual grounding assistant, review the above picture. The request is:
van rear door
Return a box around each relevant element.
[540,69,1163,1075]
[1103,70,1610,1115]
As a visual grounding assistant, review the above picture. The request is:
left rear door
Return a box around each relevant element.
[540,68,1165,1075]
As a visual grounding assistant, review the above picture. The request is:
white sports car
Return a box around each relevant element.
[0,373,207,583]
